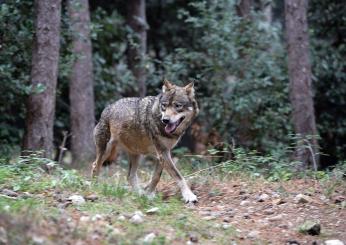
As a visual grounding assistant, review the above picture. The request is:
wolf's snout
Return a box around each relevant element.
[162,118,170,125]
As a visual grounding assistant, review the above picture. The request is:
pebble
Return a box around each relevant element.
[267,214,283,222]
[142,233,156,243]
[240,200,250,206]
[247,230,260,239]
[188,232,198,243]
[324,240,344,245]
[85,194,98,201]
[257,193,270,202]
[146,207,159,214]
[298,220,321,235]
[91,214,103,221]
[68,195,86,205]
[129,214,144,224]
[222,224,231,230]
[263,209,275,215]
[202,216,216,221]
[294,194,311,204]
[117,215,126,221]
[80,216,90,222]
[2,189,18,197]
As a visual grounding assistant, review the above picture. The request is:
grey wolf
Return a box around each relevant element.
[91,79,199,203]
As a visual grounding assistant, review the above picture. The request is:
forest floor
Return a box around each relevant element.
[0,162,345,245]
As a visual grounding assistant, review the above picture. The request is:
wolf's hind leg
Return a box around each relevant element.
[145,162,163,195]
[127,154,142,193]
[91,138,117,178]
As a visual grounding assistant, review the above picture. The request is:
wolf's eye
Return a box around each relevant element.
[161,103,168,110]
[174,103,183,110]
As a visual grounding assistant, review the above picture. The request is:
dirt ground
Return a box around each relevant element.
[159,177,346,244]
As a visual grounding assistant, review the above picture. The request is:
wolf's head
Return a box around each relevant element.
[158,79,199,135]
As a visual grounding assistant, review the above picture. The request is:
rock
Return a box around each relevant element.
[146,207,159,215]
[278,224,289,229]
[294,194,311,204]
[286,240,300,245]
[257,193,270,202]
[223,217,232,223]
[324,240,344,245]
[333,195,345,204]
[202,216,216,221]
[2,189,18,197]
[133,210,144,217]
[240,200,250,206]
[222,224,231,230]
[91,214,103,221]
[142,233,156,243]
[68,195,85,205]
[298,220,321,235]
[22,192,34,199]
[32,235,45,244]
[268,214,283,222]
[117,215,126,221]
[272,198,286,205]
[129,214,144,224]
[247,230,260,239]
[0,226,8,244]
[263,209,275,215]
[188,232,198,243]
[243,213,251,219]
[85,194,98,201]
[80,216,90,222]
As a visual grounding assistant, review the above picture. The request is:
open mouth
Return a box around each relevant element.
[164,116,185,134]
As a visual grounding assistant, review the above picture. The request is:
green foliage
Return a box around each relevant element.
[91,8,136,116]
[151,0,291,152]
[309,0,346,163]
[0,0,34,156]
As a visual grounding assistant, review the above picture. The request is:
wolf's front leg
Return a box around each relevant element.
[159,151,197,203]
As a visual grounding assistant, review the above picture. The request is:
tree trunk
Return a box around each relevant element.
[285,0,319,169]
[23,0,61,158]
[236,0,253,18]
[127,0,148,97]
[68,0,95,165]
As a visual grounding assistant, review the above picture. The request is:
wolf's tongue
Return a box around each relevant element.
[165,122,177,134]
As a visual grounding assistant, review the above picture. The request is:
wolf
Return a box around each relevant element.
[91,79,199,203]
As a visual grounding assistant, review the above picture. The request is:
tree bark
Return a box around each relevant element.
[127,0,148,97]
[68,0,95,165]
[23,0,61,158]
[236,0,253,18]
[285,0,319,169]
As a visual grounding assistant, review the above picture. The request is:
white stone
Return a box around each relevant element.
[247,230,260,239]
[68,195,85,205]
[324,240,344,245]
[117,215,126,221]
[240,200,250,206]
[146,207,159,214]
[142,233,156,243]
[129,214,144,224]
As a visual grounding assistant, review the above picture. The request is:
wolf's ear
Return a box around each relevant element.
[162,79,174,93]
[184,81,195,97]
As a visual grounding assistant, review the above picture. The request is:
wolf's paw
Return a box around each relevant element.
[182,189,198,204]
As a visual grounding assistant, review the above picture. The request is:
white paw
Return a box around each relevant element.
[182,189,198,203]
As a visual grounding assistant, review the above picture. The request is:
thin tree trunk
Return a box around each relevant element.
[68,0,95,165]
[23,0,61,158]
[127,0,148,97]
[236,0,253,18]
[285,0,319,169]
